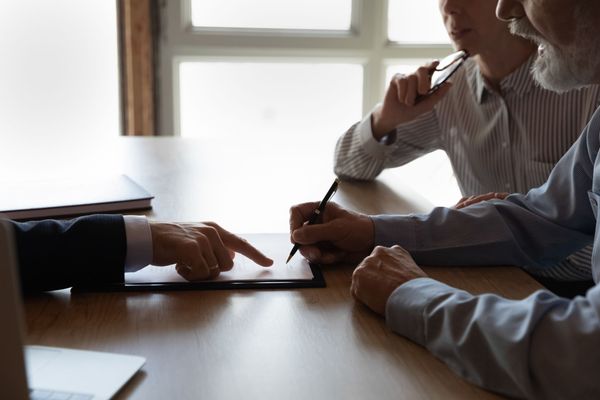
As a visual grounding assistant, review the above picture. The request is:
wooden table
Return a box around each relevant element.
[11,137,542,399]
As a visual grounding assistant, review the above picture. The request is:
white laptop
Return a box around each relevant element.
[0,219,145,400]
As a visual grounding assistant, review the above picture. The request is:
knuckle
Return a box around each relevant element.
[394,246,410,256]
[182,239,201,254]
[360,255,377,268]
[373,245,387,255]
[351,266,364,280]
[195,234,211,247]
[202,225,219,238]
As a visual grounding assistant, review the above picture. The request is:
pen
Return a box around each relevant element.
[286,178,340,263]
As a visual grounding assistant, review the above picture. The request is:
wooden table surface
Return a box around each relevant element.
[9,137,542,399]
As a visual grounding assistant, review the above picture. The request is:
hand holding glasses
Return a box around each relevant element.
[371,50,469,139]
[417,50,469,101]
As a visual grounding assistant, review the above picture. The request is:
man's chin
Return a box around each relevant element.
[532,49,585,93]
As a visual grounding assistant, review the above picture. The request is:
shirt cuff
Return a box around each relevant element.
[385,277,456,346]
[371,214,417,248]
[356,107,396,159]
[123,215,153,272]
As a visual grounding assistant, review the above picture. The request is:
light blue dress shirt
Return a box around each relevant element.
[373,107,600,398]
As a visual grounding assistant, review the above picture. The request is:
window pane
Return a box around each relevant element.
[191,0,352,30]
[179,62,362,161]
[388,0,450,44]
[0,0,119,140]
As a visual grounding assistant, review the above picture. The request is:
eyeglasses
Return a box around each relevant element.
[427,50,469,94]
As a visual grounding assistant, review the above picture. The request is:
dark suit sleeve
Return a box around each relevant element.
[9,215,126,292]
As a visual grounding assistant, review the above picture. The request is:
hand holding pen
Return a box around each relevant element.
[286,178,340,263]
[288,180,375,265]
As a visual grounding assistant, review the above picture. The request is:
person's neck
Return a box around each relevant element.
[475,38,537,92]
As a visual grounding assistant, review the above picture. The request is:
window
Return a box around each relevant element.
[159,0,459,205]
[388,0,448,44]
[179,62,362,153]
[191,0,353,30]
[0,0,120,141]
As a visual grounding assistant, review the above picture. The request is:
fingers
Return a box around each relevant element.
[395,76,408,104]
[415,68,431,96]
[175,261,219,281]
[415,81,452,108]
[289,201,321,240]
[151,220,275,281]
[350,257,389,315]
[454,196,468,209]
[228,235,274,267]
[175,240,217,281]
[299,246,347,265]
[150,221,219,280]
[455,192,510,209]
[404,74,418,105]
[351,245,427,315]
[196,224,234,271]
[205,222,273,267]
[392,61,442,107]
[292,218,344,245]
[289,201,343,238]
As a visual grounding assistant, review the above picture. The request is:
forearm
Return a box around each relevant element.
[334,118,387,181]
[373,199,593,268]
[11,214,126,292]
[334,110,441,180]
[373,121,600,268]
[387,278,600,399]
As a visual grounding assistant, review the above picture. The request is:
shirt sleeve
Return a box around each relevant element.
[123,215,153,272]
[333,107,442,180]
[386,278,600,399]
[370,109,600,272]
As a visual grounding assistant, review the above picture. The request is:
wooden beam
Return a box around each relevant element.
[119,0,156,136]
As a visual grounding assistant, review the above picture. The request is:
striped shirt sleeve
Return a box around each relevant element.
[333,107,442,180]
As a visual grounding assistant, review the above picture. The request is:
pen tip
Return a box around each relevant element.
[285,254,292,264]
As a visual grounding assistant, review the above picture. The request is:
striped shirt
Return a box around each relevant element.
[334,55,600,281]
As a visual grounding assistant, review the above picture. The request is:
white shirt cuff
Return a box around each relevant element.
[123,215,153,272]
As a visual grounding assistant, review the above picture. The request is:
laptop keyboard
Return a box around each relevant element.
[30,388,93,400]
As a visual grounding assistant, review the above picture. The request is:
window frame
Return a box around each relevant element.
[157,0,452,136]
[119,0,157,136]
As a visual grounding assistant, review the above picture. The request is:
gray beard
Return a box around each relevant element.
[509,6,599,93]
[531,44,589,93]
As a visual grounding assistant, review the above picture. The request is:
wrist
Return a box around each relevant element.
[123,215,152,272]
[362,214,376,250]
[371,110,391,141]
